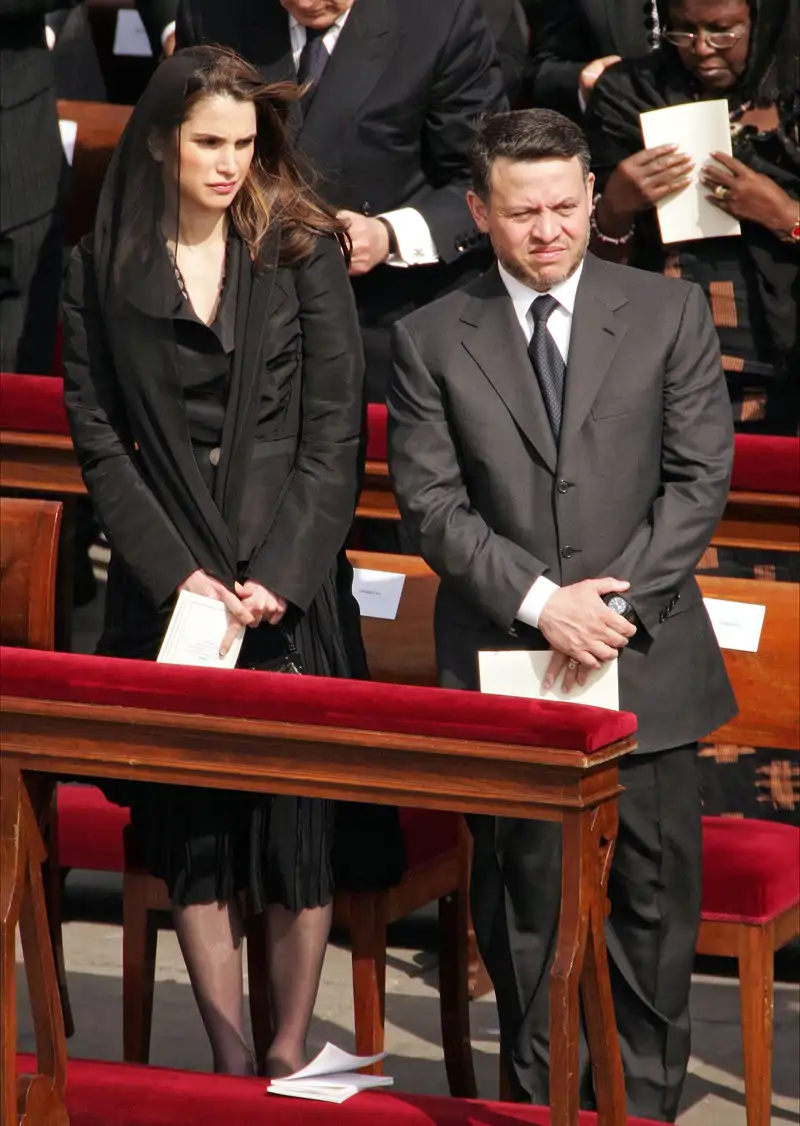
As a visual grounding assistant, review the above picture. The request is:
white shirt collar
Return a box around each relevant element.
[497,258,584,322]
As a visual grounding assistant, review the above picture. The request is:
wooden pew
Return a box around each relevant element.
[57,100,133,247]
[2,648,636,1126]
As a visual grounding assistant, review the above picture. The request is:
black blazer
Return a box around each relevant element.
[480,0,529,104]
[177,0,507,399]
[62,235,364,614]
[388,254,737,753]
[521,0,655,119]
[0,0,69,231]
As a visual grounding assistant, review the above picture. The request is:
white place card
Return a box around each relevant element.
[479,650,619,710]
[113,9,152,57]
[59,119,77,166]
[703,598,766,652]
[351,569,405,620]
[640,100,741,244]
[157,591,245,669]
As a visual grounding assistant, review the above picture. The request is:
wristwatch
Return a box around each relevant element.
[602,593,638,624]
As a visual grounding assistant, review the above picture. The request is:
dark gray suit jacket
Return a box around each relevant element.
[388,253,737,753]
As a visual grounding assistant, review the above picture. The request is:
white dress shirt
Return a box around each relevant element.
[496,258,585,628]
[289,11,439,267]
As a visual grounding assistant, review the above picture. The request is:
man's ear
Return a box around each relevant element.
[585,171,595,212]
[467,189,490,233]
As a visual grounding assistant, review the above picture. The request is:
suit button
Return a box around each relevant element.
[561,546,577,559]
[556,479,570,494]
[362,201,373,216]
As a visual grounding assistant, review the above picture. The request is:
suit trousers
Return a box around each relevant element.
[0,210,62,374]
[469,744,701,1122]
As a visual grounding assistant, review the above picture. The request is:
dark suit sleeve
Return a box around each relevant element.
[608,284,734,641]
[62,243,198,607]
[0,1,75,16]
[245,237,365,610]
[173,0,195,48]
[135,0,177,53]
[482,0,528,104]
[414,0,508,263]
[388,319,548,629]
[521,0,593,118]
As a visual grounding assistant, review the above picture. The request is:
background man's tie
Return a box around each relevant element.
[297,26,330,91]
[528,293,566,441]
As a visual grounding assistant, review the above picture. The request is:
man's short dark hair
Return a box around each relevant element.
[470,109,591,199]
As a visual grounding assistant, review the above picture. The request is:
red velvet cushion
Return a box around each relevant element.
[730,434,800,496]
[0,373,70,435]
[701,816,800,924]
[400,810,460,870]
[15,1055,662,1125]
[366,402,388,461]
[0,648,636,754]
[58,785,129,872]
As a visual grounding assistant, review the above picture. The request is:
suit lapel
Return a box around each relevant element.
[300,0,395,165]
[560,254,629,444]
[460,267,558,474]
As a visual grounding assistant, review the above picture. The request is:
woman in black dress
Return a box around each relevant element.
[62,46,401,1077]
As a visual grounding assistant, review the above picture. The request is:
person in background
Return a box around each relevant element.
[520,0,662,120]
[0,0,72,373]
[176,0,507,402]
[586,0,799,433]
[482,0,530,104]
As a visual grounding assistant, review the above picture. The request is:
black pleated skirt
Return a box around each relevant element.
[96,551,405,911]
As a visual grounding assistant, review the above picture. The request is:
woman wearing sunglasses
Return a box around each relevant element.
[584,0,798,435]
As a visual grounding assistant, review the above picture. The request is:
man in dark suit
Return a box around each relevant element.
[388,109,736,1121]
[0,0,71,373]
[176,0,507,401]
[521,0,660,120]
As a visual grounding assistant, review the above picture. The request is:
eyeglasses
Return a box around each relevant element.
[663,27,746,49]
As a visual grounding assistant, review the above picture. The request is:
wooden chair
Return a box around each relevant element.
[695,575,800,1126]
[57,100,132,246]
[0,496,73,1040]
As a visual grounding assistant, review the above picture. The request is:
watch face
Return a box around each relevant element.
[607,596,630,616]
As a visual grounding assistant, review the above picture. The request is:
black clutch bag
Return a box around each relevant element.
[240,624,305,675]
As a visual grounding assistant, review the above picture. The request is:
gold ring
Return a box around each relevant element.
[567,659,579,671]
[713,184,731,201]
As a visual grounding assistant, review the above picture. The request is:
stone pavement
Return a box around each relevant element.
[15,871,800,1125]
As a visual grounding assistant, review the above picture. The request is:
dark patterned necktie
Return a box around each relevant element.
[528,294,566,441]
[296,26,330,90]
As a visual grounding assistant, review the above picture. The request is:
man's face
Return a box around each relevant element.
[280,0,355,29]
[468,156,593,292]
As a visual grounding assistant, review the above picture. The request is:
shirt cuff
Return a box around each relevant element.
[516,576,560,630]
[161,20,176,47]
[379,208,439,267]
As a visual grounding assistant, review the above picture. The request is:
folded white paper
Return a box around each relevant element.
[703,597,765,652]
[59,119,77,166]
[267,1042,393,1103]
[352,568,406,620]
[640,100,741,244]
[479,650,619,710]
[113,9,152,56]
[157,591,245,669]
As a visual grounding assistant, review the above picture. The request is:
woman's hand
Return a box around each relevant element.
[178,569,254,656]
[701,152,799,234]
[598,144,694,234]
[235,581,287,627]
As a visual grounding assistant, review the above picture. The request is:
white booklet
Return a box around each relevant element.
[640,99,741,244]
[479,650,619,710]
[157,590,245,670]
[266,1043,393,1104]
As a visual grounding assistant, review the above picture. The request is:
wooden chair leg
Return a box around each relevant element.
[738,923,775,1126]
[347,892,388,1073]
[244,910,272,1073]
[122,871,159,1063]
[42,785,75,1038]
[459,820,493,1001]
[438,889,477,1097]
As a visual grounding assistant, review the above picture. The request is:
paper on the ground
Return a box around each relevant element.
[266,1043,393,1103]
[703,597,765,652]
[479,650,619,710]
[113,9,152,56]
[640,100,741,243]
[59,120,77,166]
[157,590,245,669]
[352,568,406,620]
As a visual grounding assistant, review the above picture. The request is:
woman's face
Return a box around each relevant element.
[667,0,752,90]
[168,94,257,214]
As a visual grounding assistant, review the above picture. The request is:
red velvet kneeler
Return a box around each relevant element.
[16,1056,663,1126]
[701,817,800,924]
[0,372,70,434]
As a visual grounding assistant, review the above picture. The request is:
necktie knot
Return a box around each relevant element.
[304,25,327,42]
[529,293,559,326]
